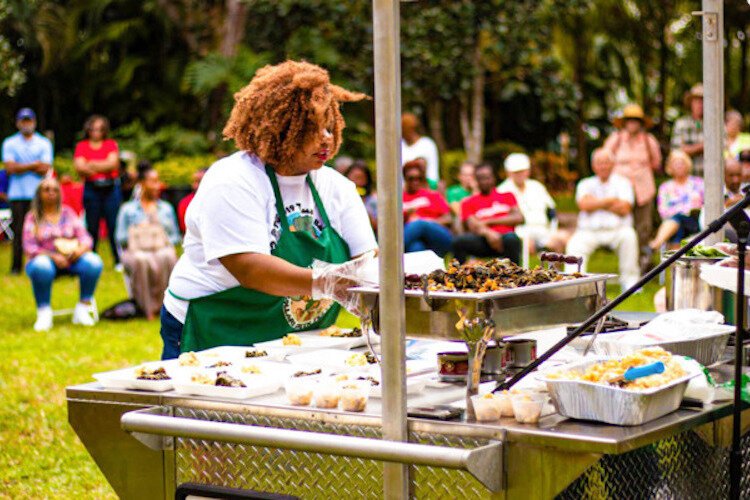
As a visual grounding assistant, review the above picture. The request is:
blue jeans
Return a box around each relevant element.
[25,252,103,307]
[668,213,700,243]
[404,220,454,256]
[83,182,122,264]
[160,305,184,360]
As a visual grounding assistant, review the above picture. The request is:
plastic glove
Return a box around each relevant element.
[311,251,377,314]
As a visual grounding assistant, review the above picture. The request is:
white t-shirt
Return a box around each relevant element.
[575,173,634,231]
[164,151,378,323]
[497,178,555,228]
[402,136,440,183]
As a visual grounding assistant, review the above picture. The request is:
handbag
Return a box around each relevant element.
[127,217,170,252]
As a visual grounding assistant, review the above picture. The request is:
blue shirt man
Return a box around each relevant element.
[2,108,54,273]
[0,169,8,209]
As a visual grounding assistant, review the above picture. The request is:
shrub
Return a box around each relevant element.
[530,150,578,194]
[154,155,218,186]
[114,121,211,162]
[440,149,467,184]
[53,155,77,180]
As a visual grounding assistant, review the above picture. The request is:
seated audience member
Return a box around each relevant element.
[723,158,745,244]
[345,160,377,230]
[446,161,477,216]
[649,150,704,252]
[59,174,84,216]
[333,155,354,175]
[177,167,207,233]
[497,153,567,253]
[116,167,180,320]
[565,149,639,292]
[402,158,453,255]
[725,157,743,208]
[739,149,750,189]
[452,162,524,264]
[726,110,750,158]
[23,178,103,331]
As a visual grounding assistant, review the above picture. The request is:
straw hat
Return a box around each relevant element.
[683,83,704,108]
[613,104,653,129]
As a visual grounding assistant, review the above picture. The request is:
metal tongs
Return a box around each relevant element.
[539,252,583,273]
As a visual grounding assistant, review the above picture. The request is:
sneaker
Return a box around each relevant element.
[34,307,53,332]
[114,263,124,273]
[72,302,97,327]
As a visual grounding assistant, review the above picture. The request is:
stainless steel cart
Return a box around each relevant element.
[68,370,750,500]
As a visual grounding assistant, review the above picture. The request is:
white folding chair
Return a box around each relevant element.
[0,208,13,240]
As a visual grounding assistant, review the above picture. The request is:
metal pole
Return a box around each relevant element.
[372,1,408,498]
[700,0,724,244]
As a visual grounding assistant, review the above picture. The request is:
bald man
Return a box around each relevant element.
[725,157,743,208]
[565,148,639,292]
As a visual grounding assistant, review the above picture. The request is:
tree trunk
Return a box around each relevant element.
[572,16,588,176]
[459,43,485,164]
[426,98,447,153]
[208,0,249,131]
[657,13,669,142]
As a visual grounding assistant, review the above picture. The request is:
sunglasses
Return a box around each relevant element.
[405,175,424,182]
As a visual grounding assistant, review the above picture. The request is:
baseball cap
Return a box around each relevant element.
[504,153,530,173]
[16,108,36,121]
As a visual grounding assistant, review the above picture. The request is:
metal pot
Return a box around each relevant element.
[665,256,724,311]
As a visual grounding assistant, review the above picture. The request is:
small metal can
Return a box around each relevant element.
[503,339,537,369]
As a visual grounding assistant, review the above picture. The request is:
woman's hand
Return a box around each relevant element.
[68,245,87,263]
[50,252,71,269]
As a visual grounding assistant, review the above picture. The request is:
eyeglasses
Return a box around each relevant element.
[405,176,424,182]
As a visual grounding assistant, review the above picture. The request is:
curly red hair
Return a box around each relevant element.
[223,60,367,167]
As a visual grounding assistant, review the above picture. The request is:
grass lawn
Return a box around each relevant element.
[0,241,656,498]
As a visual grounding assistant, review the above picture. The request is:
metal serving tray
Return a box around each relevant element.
[353,274,614,340]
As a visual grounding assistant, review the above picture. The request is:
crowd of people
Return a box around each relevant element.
[1,108,205,331]
[4,78,750,330]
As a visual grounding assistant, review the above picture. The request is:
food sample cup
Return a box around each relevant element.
[285,378,314,406]
[511,392,546,424]
[495,390,516,418]
[313,380,342,409]
[470,394,502,422]
[340,380,371,412]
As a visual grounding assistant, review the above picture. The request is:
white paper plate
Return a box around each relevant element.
[287,349,375,371]
[254,336,354,351]
[171,369,281,400]
[368,376,427,398]
[295,328,380,349]
[94,362,176,392]
[198,345,289,362]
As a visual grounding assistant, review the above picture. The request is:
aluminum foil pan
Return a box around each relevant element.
[541,358,697,426]
[593,326,733,366]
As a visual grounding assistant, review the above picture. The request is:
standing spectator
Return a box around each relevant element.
[497,153,567,253]
[345,160,377,230]
[649,151,704,252]
[177,168,207,233]
[565,149,639,293]
[116,167,180,320]
[446,161,477,216]
[2,108,53,274]
[74,115,121,265]
[59,174,84,216]
[603,103,661,269]
[401,112,440,187]
[671,83,704,176]
[725,110,750,158]
[402,159,453,256]
[452,162,523,264]
[23,178,103,331]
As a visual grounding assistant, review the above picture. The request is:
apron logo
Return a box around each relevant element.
[283,295,334,329]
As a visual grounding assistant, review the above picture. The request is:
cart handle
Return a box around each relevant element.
[121,406,503,492]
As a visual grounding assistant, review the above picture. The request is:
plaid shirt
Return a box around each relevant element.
[670,115,704,175]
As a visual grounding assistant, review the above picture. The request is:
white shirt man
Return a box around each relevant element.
[497,153,556,249]
[565,149,640,292]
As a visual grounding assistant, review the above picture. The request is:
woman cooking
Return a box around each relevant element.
[160,61,377,359]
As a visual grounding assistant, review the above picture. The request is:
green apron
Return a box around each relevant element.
[178,165,351,352]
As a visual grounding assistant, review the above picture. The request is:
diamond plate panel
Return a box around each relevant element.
[557,431,750,499]
[174,408,492,499]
